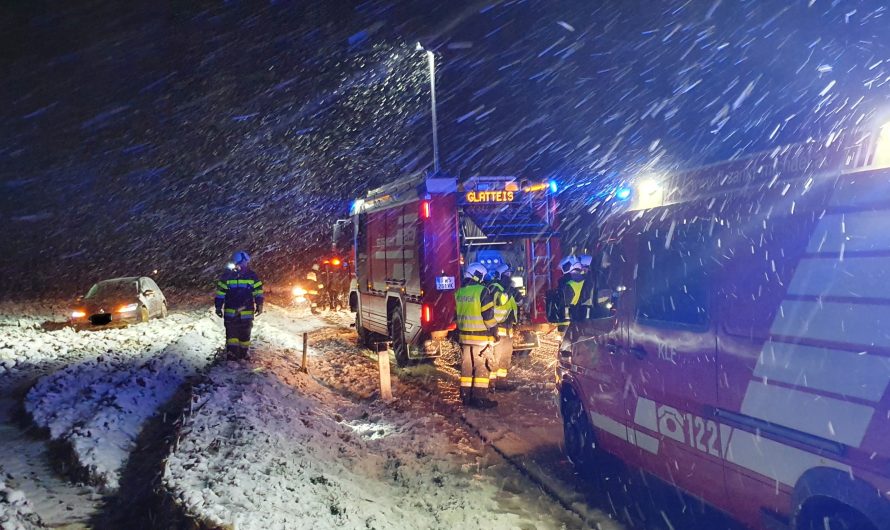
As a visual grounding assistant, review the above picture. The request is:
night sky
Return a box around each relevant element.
[2,0,888,295]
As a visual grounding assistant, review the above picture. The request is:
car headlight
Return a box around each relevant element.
[71,310,86,318]
[292,286,307,296]
[117,303,138,313]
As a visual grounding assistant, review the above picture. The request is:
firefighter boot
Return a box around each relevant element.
[467,395,498,409]
[496,379,516,391]
[460,387,472,405]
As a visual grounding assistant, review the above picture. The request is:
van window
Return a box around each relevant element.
[636,222,711,328]
[720,214,812,340]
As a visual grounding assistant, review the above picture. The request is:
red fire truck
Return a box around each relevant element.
[347,174,562,366]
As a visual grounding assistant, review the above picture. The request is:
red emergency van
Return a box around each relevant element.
[558,133,890,530]
[348,173,561,365]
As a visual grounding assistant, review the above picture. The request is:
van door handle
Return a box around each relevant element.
[629,346,647,359]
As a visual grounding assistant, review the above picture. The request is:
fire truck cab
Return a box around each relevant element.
[558,134,890,530]
[348,173,561,366]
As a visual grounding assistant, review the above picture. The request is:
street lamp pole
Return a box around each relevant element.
[418,43,440,174]
[427,50,440,174]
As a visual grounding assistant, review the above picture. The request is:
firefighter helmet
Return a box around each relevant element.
[233,251,251,265]
[464,262,487,282]
[559,255,578,274]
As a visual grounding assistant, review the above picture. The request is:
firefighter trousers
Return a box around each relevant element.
[459,341,496,399]
[225,318,253,359]
[494,332,513,387]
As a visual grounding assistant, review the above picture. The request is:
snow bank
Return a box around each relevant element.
[0,301,61,330]
[24,313,221,492]
[164,314,577,530]
[0,481,42,530]
[0,309,209,382]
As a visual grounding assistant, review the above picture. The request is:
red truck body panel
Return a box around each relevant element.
[559,137,890,530]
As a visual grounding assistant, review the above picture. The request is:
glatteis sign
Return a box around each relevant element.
[465,190,515,203]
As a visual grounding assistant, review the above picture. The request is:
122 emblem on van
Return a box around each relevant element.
[588,395,851,488]
[655,404,720,457]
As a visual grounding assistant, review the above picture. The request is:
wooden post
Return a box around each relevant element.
[377,343,393,402]
[301,332,309,373]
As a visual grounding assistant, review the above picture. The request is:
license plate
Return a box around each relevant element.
[435,276,455,290]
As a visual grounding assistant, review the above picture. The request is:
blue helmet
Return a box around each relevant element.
[232,251,251,265]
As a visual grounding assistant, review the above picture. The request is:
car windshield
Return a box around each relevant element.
[85,281,136,299]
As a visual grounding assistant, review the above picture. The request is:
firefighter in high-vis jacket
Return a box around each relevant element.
[454,262,499,409]
[491,263,519,391]
[557,255,585,332]
[215,251,264,360]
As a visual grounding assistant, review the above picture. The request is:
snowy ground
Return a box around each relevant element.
[163,306,588,530]
[25,311,220,492]
[0,300,216,527]
[304,322,622,529]
[0,480,42,530]
[0,299,735,529]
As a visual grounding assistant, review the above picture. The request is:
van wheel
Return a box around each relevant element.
[797,504,876,530]
[139,306,150,323]
[389,306,410,367]
[561,390,597,472]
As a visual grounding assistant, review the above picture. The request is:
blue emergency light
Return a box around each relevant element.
[615,187,632,201]
[548,180,558,193]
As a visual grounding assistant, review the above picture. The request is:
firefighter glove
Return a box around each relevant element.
[255,305,263,316]
[215,308,223,318]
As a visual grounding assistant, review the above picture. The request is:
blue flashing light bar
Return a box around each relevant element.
[548,180,558,193]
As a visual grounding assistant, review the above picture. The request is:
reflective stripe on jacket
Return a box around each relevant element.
[215,267,264,318]
[557,278,584,327]
[566,280,583,306]
[454,282,496,343]
[491,282,518,327]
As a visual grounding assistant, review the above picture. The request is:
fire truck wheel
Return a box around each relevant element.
[389,307,410,367]
[561,389,597,473]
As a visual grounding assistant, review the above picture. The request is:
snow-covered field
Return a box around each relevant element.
[0,480,42,530]
[25,312,220,491]
[0,302,218,525]
[163,307,583,530]
[0,301,615,529]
